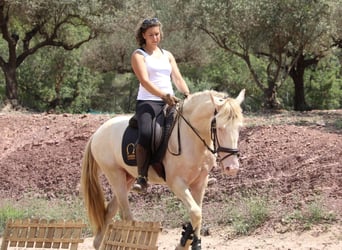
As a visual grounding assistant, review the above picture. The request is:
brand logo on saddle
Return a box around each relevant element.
[126,143,136,161]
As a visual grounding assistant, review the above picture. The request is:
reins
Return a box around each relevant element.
[169,102,216,156]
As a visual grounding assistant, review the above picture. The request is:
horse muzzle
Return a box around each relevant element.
[219,154,240,176]
[224,164,239,176]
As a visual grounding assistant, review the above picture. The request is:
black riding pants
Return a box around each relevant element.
[135,100,165,149]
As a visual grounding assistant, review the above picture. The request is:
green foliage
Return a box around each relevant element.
[0,197,91,236]
[0,205,27,234]
[17,47,101,112]
[179,49,264,111]
[218,194,270,235]
[191,0,339,110]
[89,72,137,114]
[333,118,342,130]
[0,0,341,112]
[128,191,189,228]
[0,0,119,109]
[305,54,342,110]
[282,198,337,230]
[163,196,189,225]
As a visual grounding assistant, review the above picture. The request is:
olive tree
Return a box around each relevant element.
[329,0,342,64]
[191,0,333,110]
[0,0,117,107]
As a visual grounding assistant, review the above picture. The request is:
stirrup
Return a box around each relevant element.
[132,176,148,193]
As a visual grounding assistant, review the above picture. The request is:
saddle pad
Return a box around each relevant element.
[121,126,138,166]
[121,107,175,170]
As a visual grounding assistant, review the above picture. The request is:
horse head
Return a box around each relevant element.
[179,89,245,177]
[209,89,245,176]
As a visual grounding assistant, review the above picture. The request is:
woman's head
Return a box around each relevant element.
[135,18,163,47]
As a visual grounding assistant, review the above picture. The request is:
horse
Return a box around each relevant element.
[80,89,245,250]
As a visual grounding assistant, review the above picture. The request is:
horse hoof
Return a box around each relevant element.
[191,235,201,250]
[132,178,148,193]
[132,184,147,193]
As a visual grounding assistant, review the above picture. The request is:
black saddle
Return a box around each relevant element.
[121,107,176,180]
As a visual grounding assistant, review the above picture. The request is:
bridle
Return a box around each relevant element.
[169,103,239,166]
[210,111,240,164]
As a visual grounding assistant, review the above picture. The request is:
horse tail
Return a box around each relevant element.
[80,136,106,235]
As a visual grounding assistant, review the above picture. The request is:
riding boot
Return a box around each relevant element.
[132,144,150,193]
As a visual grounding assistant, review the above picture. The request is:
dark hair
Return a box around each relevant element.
[135,18,163,47]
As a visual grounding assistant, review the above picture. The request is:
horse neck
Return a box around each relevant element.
[180,94,215,150]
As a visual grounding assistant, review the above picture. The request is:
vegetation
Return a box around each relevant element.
[0,192,336,237]
[0,0,341,113]
[0,196,91,236]
[0,0,118,108]
[227,195,270,235]
[282,198,337,230]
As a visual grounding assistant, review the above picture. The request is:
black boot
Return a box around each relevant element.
[132,144,150,193]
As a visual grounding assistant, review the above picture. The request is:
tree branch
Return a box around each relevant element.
[17,13,96,66]
[17,32,95,66]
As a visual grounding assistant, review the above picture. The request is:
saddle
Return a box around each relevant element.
[121,106,176,180]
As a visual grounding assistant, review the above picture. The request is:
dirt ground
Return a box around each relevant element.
[78,224,342,250]
[0,108,341,249]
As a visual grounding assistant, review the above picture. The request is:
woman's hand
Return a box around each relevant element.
[162,94,180,106]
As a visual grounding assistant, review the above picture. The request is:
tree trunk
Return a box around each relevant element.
[264,84,280,109]
[4,65,19,106]
[292,72,308,111]
[289,53,318,111]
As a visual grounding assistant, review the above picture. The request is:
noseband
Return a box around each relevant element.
[171,105,239,165]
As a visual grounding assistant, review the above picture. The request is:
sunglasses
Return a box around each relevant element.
[142,18,159,26]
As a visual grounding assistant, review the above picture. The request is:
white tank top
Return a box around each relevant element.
[135,48,174,101]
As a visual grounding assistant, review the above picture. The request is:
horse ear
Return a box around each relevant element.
[236,89,245,105]
[210,92,225,110]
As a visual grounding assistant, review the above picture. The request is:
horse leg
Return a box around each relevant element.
[187,176,208,250]
[106,170,135,221]
[118,176,136,220]
[169,178,203,250]
[93,197,119,249]
[93,170,135,249]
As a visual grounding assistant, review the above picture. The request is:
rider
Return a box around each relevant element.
[131,18,190,192]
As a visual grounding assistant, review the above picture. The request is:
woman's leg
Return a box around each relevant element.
[133,101,163,192]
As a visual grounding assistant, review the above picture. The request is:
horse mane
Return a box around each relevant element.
[217,96,243,125]
[185,90,243,125]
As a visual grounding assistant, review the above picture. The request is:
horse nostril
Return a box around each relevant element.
[225,166,239,176]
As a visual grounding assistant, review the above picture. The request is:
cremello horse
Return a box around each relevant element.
[80,89,245,250]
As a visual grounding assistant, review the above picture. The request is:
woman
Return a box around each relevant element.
[131,18,190,192]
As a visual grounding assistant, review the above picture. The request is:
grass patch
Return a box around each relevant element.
[0,196,91,236]
[282,198,337,230]
[164,195,190,225]
[333,118,342,130]
[0,205,27,233]
[0,192,338,238]
[218,193,270,236]
[130,193,189,228]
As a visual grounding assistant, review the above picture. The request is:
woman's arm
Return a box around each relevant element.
[167,51,190,96]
